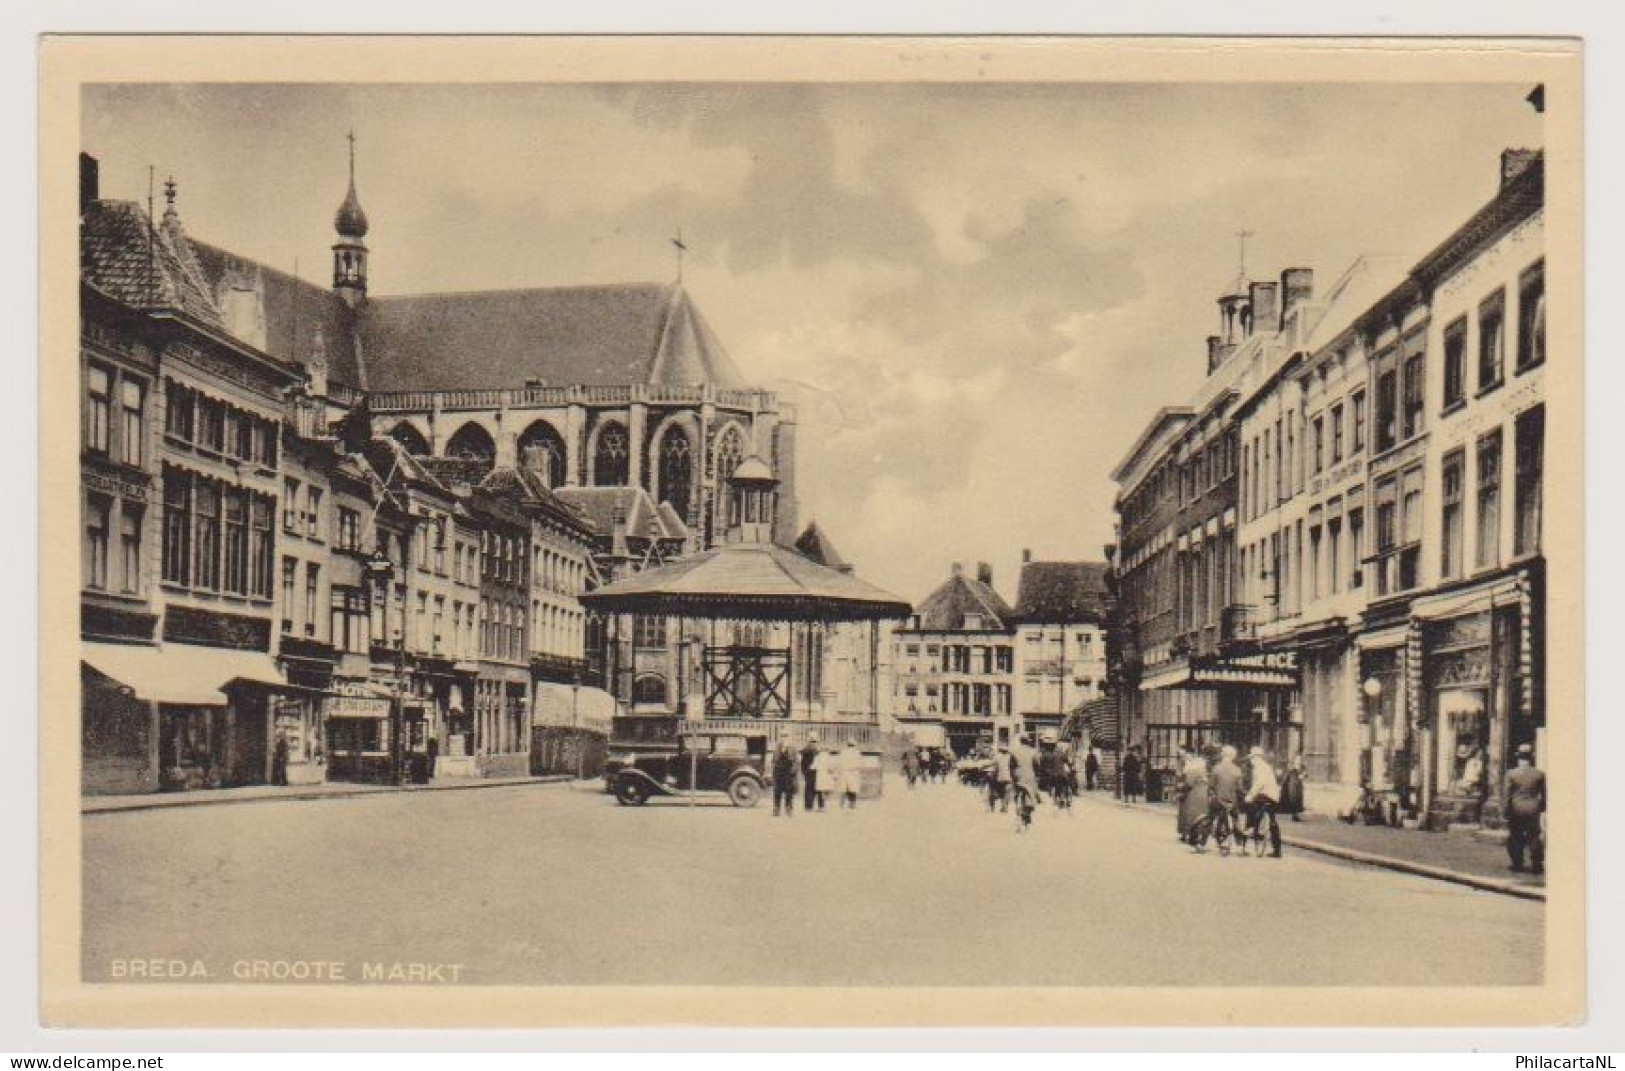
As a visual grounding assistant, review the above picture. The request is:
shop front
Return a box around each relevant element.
[323,682,395,784]
[1413,570,1538,828]
[82,641,296,794]
[1137,652,1301,773]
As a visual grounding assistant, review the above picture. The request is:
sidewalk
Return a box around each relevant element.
[1099,794,1546,901]
[83,773,579,815]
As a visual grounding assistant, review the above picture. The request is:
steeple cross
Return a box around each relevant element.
[1234,227,1256,277]
[346,129,357,183]
[670,227,688,282]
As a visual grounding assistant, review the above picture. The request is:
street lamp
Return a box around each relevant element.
[365,550,406,787]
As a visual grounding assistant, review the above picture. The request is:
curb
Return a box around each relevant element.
[1097,796,1546,903]
[82,774,578,816]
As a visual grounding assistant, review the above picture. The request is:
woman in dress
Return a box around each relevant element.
[1176,746,1210,845]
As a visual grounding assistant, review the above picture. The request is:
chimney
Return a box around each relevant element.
[1021,548,1032,564]
[1280,268,1314,328]
[1206,335,1223,373]
[610,507,631,560]
[1248,282,1280,337]
[951,561,963,578]
[976,562,993,586]
[1501,148,1539,188]
[79,152,99,214]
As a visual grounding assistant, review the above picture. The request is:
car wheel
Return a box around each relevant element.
[727,775,763,808]
[615,778,650,807]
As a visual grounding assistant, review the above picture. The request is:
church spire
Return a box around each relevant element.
[332,130,369,306]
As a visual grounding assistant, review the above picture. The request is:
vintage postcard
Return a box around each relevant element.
[38,36,1584,1028]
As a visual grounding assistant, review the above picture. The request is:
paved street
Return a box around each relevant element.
[82,778,1542,987]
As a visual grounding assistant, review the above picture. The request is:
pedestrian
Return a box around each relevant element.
[1279,753,1306,822]
[1010,737,1040,830]
[1176,746,1209,845]
[812,744,834,811]
[1085,746,1100,792]
[271,734,290,787]
[772,739,798,817]
[1199,745,1244,854]
[1121,745,1144,802]
[902,746,919,788]
[1504,743,1546,875]
[1243,746,1283,857]
[838,741,863,809]
[988,742,1011,813]
[426,735,439,783]
[800,734,822,811]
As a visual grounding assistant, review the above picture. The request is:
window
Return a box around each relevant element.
[85,494,110,589]
[1443,316,1468,409]
[164,379,195,442]
[222,489,248,594]
[1441,449,1465,580]
[657,426,694,514]
[1348,508,1365,588]
[634,614,666,649]
[249,497,273,598]
[1374,477,1397,555]
[119,503,142,594]
[1478,290,1506,393]
[1402,352,1426,439]
[1515,406,1544,555]
[1517,261,1546,373]
[1476,429,1503,569]
[161,467,191,584]
[305,487,324,540]
[594,423,630,486]
[192,480,220,590]
[1375,368,1398,453]
[197,397,225,453]
[281,557,297,633]
[1312,416,1324,475]
[283,478,301,532]
[1330,404,1344,464]
[1352,390,1366,453]
[1308,525,1322,602]
[1327,517,1342,594]
[330,587,369,655]
[434,519,447,575]
[86,366,111,454]
[303,564,320,637]
[1399,465,1423,590]
[432,596,445,653]
[337,507,361,552]
[119,378,145,466]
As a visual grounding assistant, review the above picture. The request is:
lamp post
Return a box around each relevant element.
[366,550,406,787]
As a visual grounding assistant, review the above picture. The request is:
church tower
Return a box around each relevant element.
[332,131,369,307]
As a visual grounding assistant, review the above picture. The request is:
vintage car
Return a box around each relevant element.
[606,729,769,808]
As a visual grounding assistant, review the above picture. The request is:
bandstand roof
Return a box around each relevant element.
[578,540,911,622]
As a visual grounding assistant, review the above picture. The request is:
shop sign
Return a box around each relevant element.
[324,695,391,718]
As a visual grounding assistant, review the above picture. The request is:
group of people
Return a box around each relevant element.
[900,746,953,786]
[1172,743,1299,857]
[769,736,865,816]
[979,734,1093,831]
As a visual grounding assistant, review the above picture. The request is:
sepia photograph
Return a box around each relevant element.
[37,35,1585,1029]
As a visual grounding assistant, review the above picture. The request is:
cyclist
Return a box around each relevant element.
[1242,745,1283,857]
[1198,745,1244,855]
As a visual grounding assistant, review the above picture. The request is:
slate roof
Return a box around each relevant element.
[357,282,747,392]
[579,541,911,621]
[913,570,1015,632]
[1012,561,1111,625]
[189,241,363,389]
[793,521,849,572]
[81,200,224,327]
[551,486,687,545]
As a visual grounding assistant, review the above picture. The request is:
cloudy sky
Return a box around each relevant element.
[83,82,1542,604]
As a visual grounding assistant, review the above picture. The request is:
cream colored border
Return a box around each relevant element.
[39,35,1585,1029]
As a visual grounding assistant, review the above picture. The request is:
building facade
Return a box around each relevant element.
[892,561,1016,755]
[1108,149,1547,827]
[1010,553,1111,737]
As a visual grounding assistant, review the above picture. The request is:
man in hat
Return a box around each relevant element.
[1505,743,1546,874]
[1200,745,1244,854]
[799,734,822,812]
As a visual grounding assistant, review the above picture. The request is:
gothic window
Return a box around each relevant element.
[517,421,566,487]
[657,425,693,516]
[632,674,668,706]
[444,422,495,460]
[593,422,629,486]
[389,421,431,456]
[711,425,745,536]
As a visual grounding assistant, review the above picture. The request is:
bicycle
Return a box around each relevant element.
[1240,798,1282,857]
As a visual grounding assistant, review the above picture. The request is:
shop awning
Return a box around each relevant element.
[1141,657,1298,690]
[83,643,288,706]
